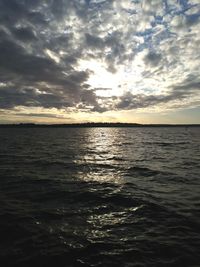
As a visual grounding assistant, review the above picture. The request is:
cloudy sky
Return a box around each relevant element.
[0,0,200,124]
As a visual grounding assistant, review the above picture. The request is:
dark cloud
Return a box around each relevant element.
[12,26,37,41]
[115,92,172,110]
[172,74,200,92]
[85,33,105,49]
[28,11,48,26]
[115,92,164,110]
[15,112,68,119]
[0,39,59,79]
[0,86,68,109]
[144,51,162,67]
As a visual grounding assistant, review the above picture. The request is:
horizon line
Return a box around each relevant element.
[0,122,200,127]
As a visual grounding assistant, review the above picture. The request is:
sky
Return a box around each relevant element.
[0,0,200,124]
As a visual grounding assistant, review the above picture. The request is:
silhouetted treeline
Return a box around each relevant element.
[0,123,199,128]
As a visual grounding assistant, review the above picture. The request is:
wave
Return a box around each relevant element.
[142,141,190,146]
[127,166,162,177]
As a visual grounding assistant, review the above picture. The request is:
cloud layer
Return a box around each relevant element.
[0,0,200,119]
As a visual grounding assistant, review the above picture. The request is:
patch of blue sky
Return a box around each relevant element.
[186,13,200,24]
[135,26,171,53]
[152,15,164,26]
[164,0,198,16]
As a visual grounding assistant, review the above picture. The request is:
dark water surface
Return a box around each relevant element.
[0,127,200,267]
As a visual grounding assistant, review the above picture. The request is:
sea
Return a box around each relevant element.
[0,126,200,267]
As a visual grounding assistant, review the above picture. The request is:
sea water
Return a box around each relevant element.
[0,127,200,266]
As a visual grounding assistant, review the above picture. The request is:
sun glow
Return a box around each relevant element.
[78,59,127,97]
[77,56,160,98]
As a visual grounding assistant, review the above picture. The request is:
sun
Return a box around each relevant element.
[77,59,126,97]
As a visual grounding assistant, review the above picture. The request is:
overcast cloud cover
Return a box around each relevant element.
[0,0,200,122]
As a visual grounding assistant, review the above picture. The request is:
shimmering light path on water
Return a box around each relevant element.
[0,127,200,266]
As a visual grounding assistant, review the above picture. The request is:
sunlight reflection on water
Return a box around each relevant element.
[74,127,126,184]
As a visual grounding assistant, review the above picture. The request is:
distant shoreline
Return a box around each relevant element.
[0,123,199,128]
